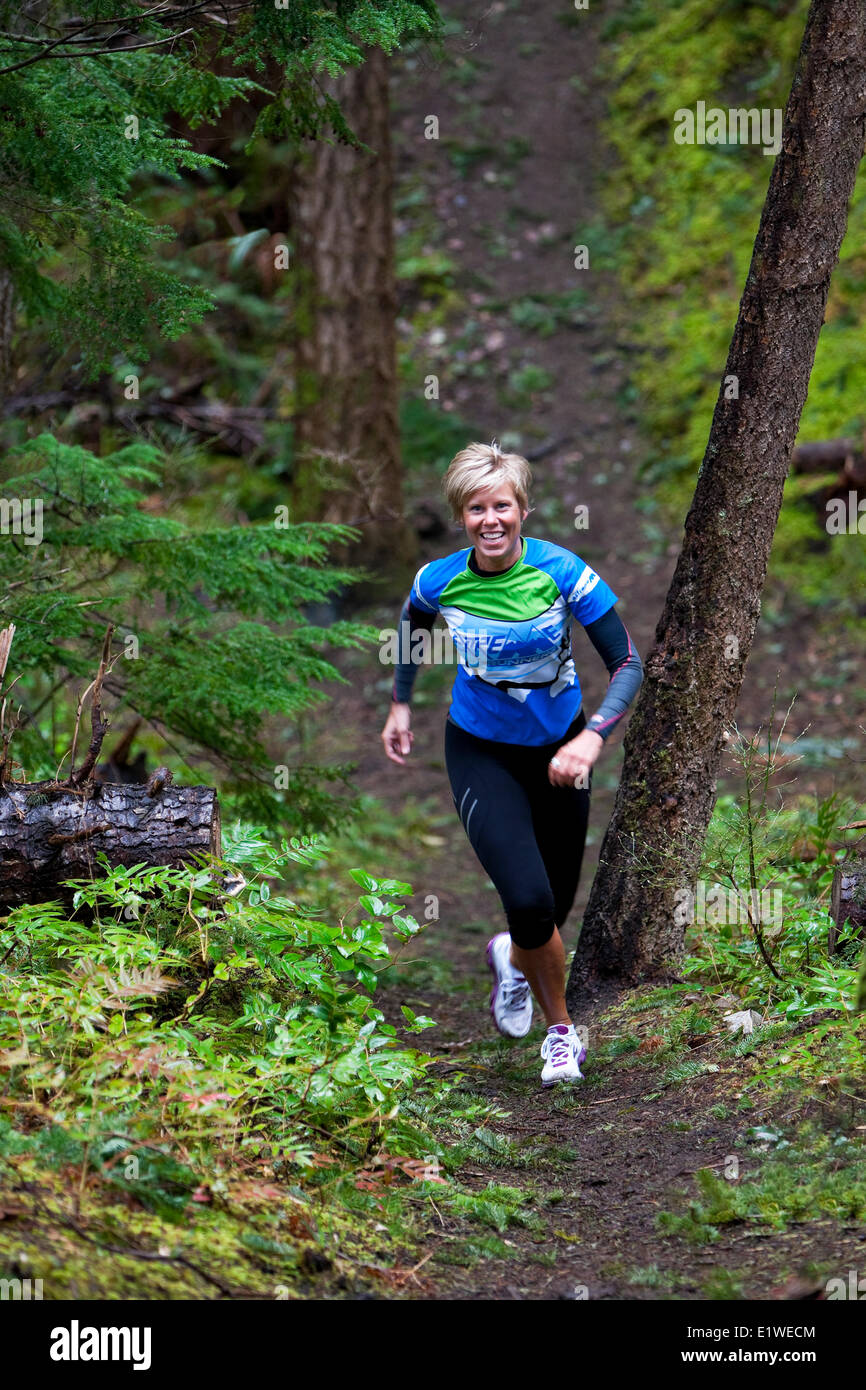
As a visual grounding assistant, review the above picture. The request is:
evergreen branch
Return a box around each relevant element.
[0,29,197,77]
[21,2,237,37]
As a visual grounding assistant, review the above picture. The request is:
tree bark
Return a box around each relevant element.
[0,780,221,912]
[568,0,866,1007]
[829,860,866,955]
[287,44,415,593]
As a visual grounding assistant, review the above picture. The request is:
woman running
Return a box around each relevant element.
[381,442,642,1087]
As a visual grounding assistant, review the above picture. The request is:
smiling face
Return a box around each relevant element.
[462,481,528,571]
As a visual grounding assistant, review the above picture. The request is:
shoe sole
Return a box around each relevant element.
[486,935,532,1039]
[541,1042,588,1088]
[541,1067,584,1089]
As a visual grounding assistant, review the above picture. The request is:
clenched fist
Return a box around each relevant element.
[548,729,603,788]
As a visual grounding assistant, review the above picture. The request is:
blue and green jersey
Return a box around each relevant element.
[400,537,619,744]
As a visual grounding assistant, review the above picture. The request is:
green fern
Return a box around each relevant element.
[1,434,369,831]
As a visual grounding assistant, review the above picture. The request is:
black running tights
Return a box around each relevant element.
[444,712,590,950]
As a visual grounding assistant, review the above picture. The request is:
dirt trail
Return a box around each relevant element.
[316,2,865,1299]
[384,0,677,924]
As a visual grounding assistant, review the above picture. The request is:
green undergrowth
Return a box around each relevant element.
[679,775,866,1096]
[594,982,866,1264]
[619,726,866,1114]
[657,1124,866,1247]
[0,824,528,1299]
[616,767,866,1256]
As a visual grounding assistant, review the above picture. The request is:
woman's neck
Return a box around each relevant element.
[470,536,523,574]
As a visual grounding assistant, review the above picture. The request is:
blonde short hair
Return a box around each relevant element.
[442,440,532,522]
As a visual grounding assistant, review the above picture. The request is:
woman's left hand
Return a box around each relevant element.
[548,728,604,788]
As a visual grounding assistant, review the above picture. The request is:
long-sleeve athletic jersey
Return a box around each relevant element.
[390,536,643,745]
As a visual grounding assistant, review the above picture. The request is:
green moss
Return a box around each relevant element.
[596,0,866,621]
[656,1124,866,1246]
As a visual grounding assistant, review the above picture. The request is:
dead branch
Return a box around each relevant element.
[68,625,116,787]
[0,624,23,787]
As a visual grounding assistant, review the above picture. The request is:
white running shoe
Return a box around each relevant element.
[540,1024,586,1087]
[486,932,533,1038]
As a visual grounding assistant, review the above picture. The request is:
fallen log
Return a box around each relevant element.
[792,438,859,469]
[828,858,866,955]
[2,388,280,456]
[0,626,224,913]
[791,437,866,492]
[0,775,221,913]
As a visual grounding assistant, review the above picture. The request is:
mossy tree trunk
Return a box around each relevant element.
[287,45,415,593]
[568,0,866,1006]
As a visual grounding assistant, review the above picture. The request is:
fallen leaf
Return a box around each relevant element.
[0,1045,30,1068]
[723,1009,764,1036]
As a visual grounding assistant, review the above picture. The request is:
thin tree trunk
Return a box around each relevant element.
[287,45,415,590]
[568,0,866,1007]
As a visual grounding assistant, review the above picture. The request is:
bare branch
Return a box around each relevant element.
[68,625,117,787]
[0,28,197,78]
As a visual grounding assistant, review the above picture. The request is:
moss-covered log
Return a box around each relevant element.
[0,778,221,912]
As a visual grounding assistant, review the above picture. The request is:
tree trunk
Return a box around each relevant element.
[568,0,866,1007]
[0,780,221,912]
[287,44,415,593]
[829,860,866,955]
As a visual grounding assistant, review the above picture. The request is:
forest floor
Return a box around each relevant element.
[305,0,866,1299]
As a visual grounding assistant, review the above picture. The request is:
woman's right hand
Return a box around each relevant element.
[381,702,413,765]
